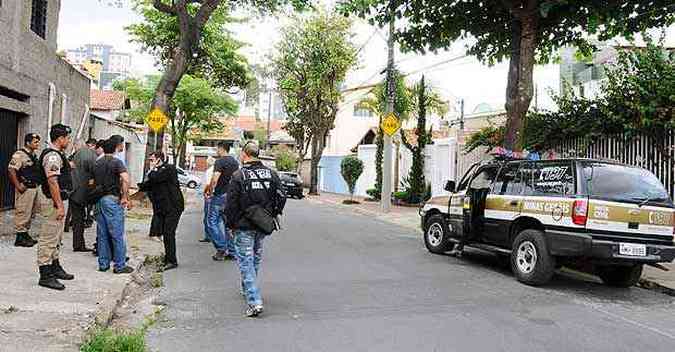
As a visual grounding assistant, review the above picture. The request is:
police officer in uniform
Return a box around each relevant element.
[7,133,42,247]
[37,124,75,290]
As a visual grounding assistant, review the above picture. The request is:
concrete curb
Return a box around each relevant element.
[639,277,675,296]
[90,256,150,330]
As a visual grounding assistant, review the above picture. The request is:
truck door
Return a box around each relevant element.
[483,162,524,246]
[447,164,479,239]
[463,165,500,241]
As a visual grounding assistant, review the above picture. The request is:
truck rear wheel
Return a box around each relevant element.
[424,215,455,254]
[511,229,556,286]
[597,264,643,288]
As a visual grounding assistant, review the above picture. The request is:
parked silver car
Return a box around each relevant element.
[176,167,201,189]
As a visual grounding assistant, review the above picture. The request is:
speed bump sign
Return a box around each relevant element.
[146,108,169,132]
[381,112,401,136]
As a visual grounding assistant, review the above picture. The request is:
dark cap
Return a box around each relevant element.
[24,133,41,144]
[49,124,72,142]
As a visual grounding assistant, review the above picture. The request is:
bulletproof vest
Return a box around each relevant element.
[39,148,73,200]
[16,149,42,188]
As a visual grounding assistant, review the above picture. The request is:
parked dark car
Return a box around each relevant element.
[279,171,304,199]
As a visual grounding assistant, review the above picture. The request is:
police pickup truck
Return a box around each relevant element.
[420,158,675,287]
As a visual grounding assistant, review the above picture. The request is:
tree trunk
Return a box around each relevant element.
[309,129,328,195]
[504,14,538,151]
[144,13,198,172]
[309,137,320,195]
[178,144,187,169]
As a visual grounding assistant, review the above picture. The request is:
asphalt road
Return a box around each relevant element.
[147,199,675,352]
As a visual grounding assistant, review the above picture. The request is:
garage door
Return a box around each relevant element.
[0,109,19,210]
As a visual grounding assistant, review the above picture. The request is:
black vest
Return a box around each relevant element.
[16,149,42,188]
[39,148,73,200]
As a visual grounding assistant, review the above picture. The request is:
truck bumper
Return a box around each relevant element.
[546,229,675,263]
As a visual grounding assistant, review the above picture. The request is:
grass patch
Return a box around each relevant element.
[80,328,146,352]
[125,212,152,221]
[143,254,165,268]
[81,307,164,352]
[150,273,163,288]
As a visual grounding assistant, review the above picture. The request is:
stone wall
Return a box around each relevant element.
[0,0,89,146]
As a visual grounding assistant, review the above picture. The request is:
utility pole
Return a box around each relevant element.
[266,82,273,150]
[459,98,465,131]
[381,1,395,213]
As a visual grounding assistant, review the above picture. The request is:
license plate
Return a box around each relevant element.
[619,243,647,256]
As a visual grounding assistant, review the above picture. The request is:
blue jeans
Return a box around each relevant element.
[206,193,234,254]
[202,195,211,241]
[96,196,127,270]
[234,229,265,306]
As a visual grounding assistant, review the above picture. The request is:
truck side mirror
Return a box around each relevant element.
[444,180,456,193]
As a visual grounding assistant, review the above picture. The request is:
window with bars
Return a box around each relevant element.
[30,0,47,39]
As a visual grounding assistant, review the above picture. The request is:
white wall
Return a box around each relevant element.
[355,138,458,198]
[324,91,379,157]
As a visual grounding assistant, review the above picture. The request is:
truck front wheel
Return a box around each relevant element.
[511,229,556,286]
[597,264,643,288]
[424,215,455,254]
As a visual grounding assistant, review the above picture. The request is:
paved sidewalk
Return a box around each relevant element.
[307,192,675,292]
[305,193,422,232]
[0,203,162,352]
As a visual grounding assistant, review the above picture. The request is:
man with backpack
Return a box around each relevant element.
[225,141,285,318]
[37,124,76,290]
[7,133,42,248]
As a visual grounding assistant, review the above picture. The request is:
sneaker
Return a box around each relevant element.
[198,238,211,243]
[113,266,134,274]
[212,250,227,261]
[245,305,264,318]
[98,267,109,272]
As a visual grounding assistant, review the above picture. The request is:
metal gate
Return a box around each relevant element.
[552,132,675,201]
[0,108,19,210]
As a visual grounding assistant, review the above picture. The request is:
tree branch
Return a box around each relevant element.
[195,0,223,27]
[153,0,176,15]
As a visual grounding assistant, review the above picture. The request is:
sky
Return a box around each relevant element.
[57,0,675,116]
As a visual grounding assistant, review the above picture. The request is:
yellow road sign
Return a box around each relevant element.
[381,112,401,136]
[146,108,169,132]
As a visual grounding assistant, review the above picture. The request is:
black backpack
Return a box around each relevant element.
[241,168,287,234]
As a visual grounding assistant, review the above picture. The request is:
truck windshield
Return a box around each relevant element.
[582,162,672,206]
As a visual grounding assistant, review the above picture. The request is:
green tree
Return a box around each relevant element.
[115,75,237,167]
[273,11,358,195]
[470,37,675,153]
[102,0,309,160]
[340,0,675,150]
[341,155,364,202]
[400,76,447,204]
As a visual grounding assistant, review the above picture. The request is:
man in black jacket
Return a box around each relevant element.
[225,141,281,317]
[138,151,185,271]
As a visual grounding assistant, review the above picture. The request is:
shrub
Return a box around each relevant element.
[366,188,379,200]
[340,156,364,201]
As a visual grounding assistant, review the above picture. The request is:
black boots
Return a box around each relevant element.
[38,265,65,290]
[14,232,36,247]
[52,259,75,280]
